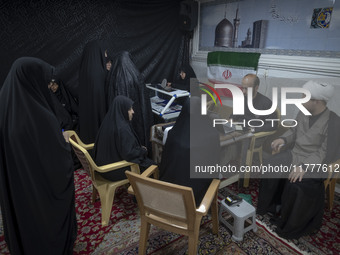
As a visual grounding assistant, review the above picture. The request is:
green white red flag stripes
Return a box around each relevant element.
[207,51,261,84]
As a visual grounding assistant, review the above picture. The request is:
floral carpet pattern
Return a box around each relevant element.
[0,169,339,254]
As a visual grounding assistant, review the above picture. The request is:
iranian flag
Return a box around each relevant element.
[207,51,261,84]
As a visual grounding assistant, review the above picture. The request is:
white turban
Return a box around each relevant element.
[302,80,334,102]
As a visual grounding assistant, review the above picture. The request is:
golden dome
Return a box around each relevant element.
[214,18,234,47]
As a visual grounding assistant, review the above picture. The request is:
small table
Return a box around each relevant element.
[219,199,257,242]
[146,83,190,121]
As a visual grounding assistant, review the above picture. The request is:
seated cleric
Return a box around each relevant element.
[257,80,340,239]
[93,95,155,181]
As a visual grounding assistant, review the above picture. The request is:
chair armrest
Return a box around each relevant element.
[130,164,141,174]
[96,160,137,173]
[249,130,277,152]
[127,165,159,195]
[64,130,94,150]
[325,158,340,186]
[252,130,276,140]
[81,143,94,150]
[196,179,220,215]
[141,165,159,179]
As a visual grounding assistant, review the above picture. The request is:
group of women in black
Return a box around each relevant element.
[1,38,331,254]
[0,40,206,254]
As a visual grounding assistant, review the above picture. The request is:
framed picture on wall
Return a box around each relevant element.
[194,0,340,58]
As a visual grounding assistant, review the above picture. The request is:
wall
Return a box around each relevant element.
[190,0,340,119]
[192,53,340,119]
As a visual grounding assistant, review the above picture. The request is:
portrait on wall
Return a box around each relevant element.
[198,0,340,56]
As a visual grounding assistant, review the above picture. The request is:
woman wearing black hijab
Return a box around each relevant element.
[159,97,221,205]
[48,78,79,131]
[94,95,155,181]
[79,40,109,143]
[166,64,197,92]
[0,57,77,254]
[106,51,153,151]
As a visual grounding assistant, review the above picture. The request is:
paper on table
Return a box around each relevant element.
[168,89,188,95]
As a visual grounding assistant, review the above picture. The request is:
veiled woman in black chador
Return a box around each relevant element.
[159,97,221,205]
[94,95,155,181]
[0,57,77,254]
[106,51,153,151]
[78,40,109,143]
[167,63,197,92]
[48,78,79,131]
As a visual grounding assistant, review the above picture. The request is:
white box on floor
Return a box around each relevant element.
[219,199,257,241]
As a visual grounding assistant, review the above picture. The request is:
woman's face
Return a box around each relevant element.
[180,71,186,80]
[128,107,134,121]
[48,81,59,93]
[106,60,112,71]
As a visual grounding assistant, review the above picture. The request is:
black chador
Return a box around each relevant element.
[94,95,154,181]
[159,97,221,205]
[106,51,153,150]
[0,57,77,254]
[49,79,79,131]
[79,40,109,143]
[171,64,197,92]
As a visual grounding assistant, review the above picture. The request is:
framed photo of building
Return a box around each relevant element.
[195,0,340,58]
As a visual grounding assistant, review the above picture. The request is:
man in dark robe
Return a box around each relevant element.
[159,97,221,205]
[257,80,340,239]
[0,57,77,254]
[106,51,153,151]
[222,73,278,166]
[94,95,155,181]
[230,73,278,133]
[48,79,79,131]
[79,40,109,143]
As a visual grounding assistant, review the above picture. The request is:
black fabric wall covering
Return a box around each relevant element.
[0,0,187,98]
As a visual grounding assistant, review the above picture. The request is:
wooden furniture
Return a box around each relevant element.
[243,108,281,187]
[64,130,140,226]
[324,159,340,210]
[125,166,220,255]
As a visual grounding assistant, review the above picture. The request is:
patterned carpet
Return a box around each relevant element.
[0,169,339,254]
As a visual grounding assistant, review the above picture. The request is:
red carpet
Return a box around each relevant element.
[0,169,339,254]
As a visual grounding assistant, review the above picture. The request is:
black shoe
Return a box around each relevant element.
[267,211,275,217]
[256,210,266,216]
[269,216,281,226]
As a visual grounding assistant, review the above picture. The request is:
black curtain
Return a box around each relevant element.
[0,0,188,98]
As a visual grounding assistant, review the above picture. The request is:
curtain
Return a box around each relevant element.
[0,0,187,98]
